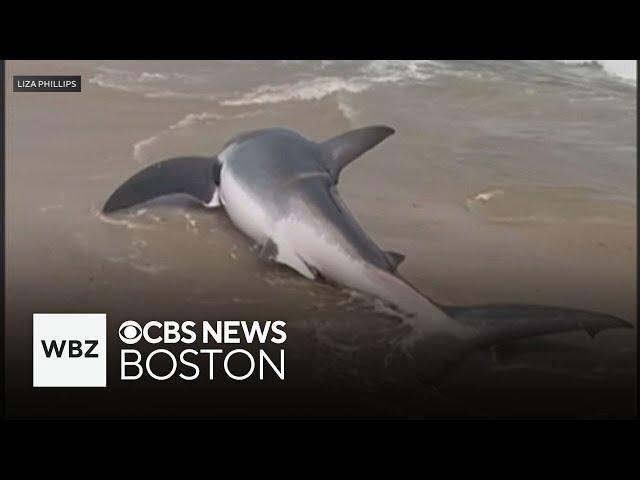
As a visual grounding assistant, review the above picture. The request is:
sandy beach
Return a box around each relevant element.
[5,60,636,418]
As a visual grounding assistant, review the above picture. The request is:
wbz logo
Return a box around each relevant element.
[41,339,99,358]
[33,314,106,387]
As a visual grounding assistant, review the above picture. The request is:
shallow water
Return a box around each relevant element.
[5,60,637,418]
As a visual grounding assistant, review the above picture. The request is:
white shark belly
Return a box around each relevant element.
[219,167,272,245]
[220,169,463,337]
[219,169,320,279]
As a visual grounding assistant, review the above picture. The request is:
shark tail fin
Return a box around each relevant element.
[412,303,633,384]
[442,303,633,347]
[320,125,394,182]
[103,156,220,213]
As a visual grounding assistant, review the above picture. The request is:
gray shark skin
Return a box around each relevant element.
[104,126,632,377]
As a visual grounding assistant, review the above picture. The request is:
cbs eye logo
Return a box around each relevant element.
[119,321,142,344]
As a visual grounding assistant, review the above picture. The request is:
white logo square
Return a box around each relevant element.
[33,313,107,387]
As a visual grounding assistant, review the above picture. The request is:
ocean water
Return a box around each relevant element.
[5,60,637,418]
[89,60,637,100]
[91,60,636,222]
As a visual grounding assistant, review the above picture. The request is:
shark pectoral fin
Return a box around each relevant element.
[385,250,406,270]
[279,254,316,280]
[320,125,395,181]
[442,304,633,348]
[257,237,315,279]
[103,156,221,213]
[259,238,279,261]
[274,246,316,280]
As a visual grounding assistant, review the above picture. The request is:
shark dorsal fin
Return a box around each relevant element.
[320,126,395,181]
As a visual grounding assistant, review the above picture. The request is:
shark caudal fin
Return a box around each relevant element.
[408,303,633,384]
[103,156,221,213]
[441,303,633,347]
[320,125,395,182]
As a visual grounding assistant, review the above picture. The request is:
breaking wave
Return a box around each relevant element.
[555,60,636,83]
[220,61,446,106]
[220,77,370,106]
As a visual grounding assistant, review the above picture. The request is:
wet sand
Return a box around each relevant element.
[4,60,636,418]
